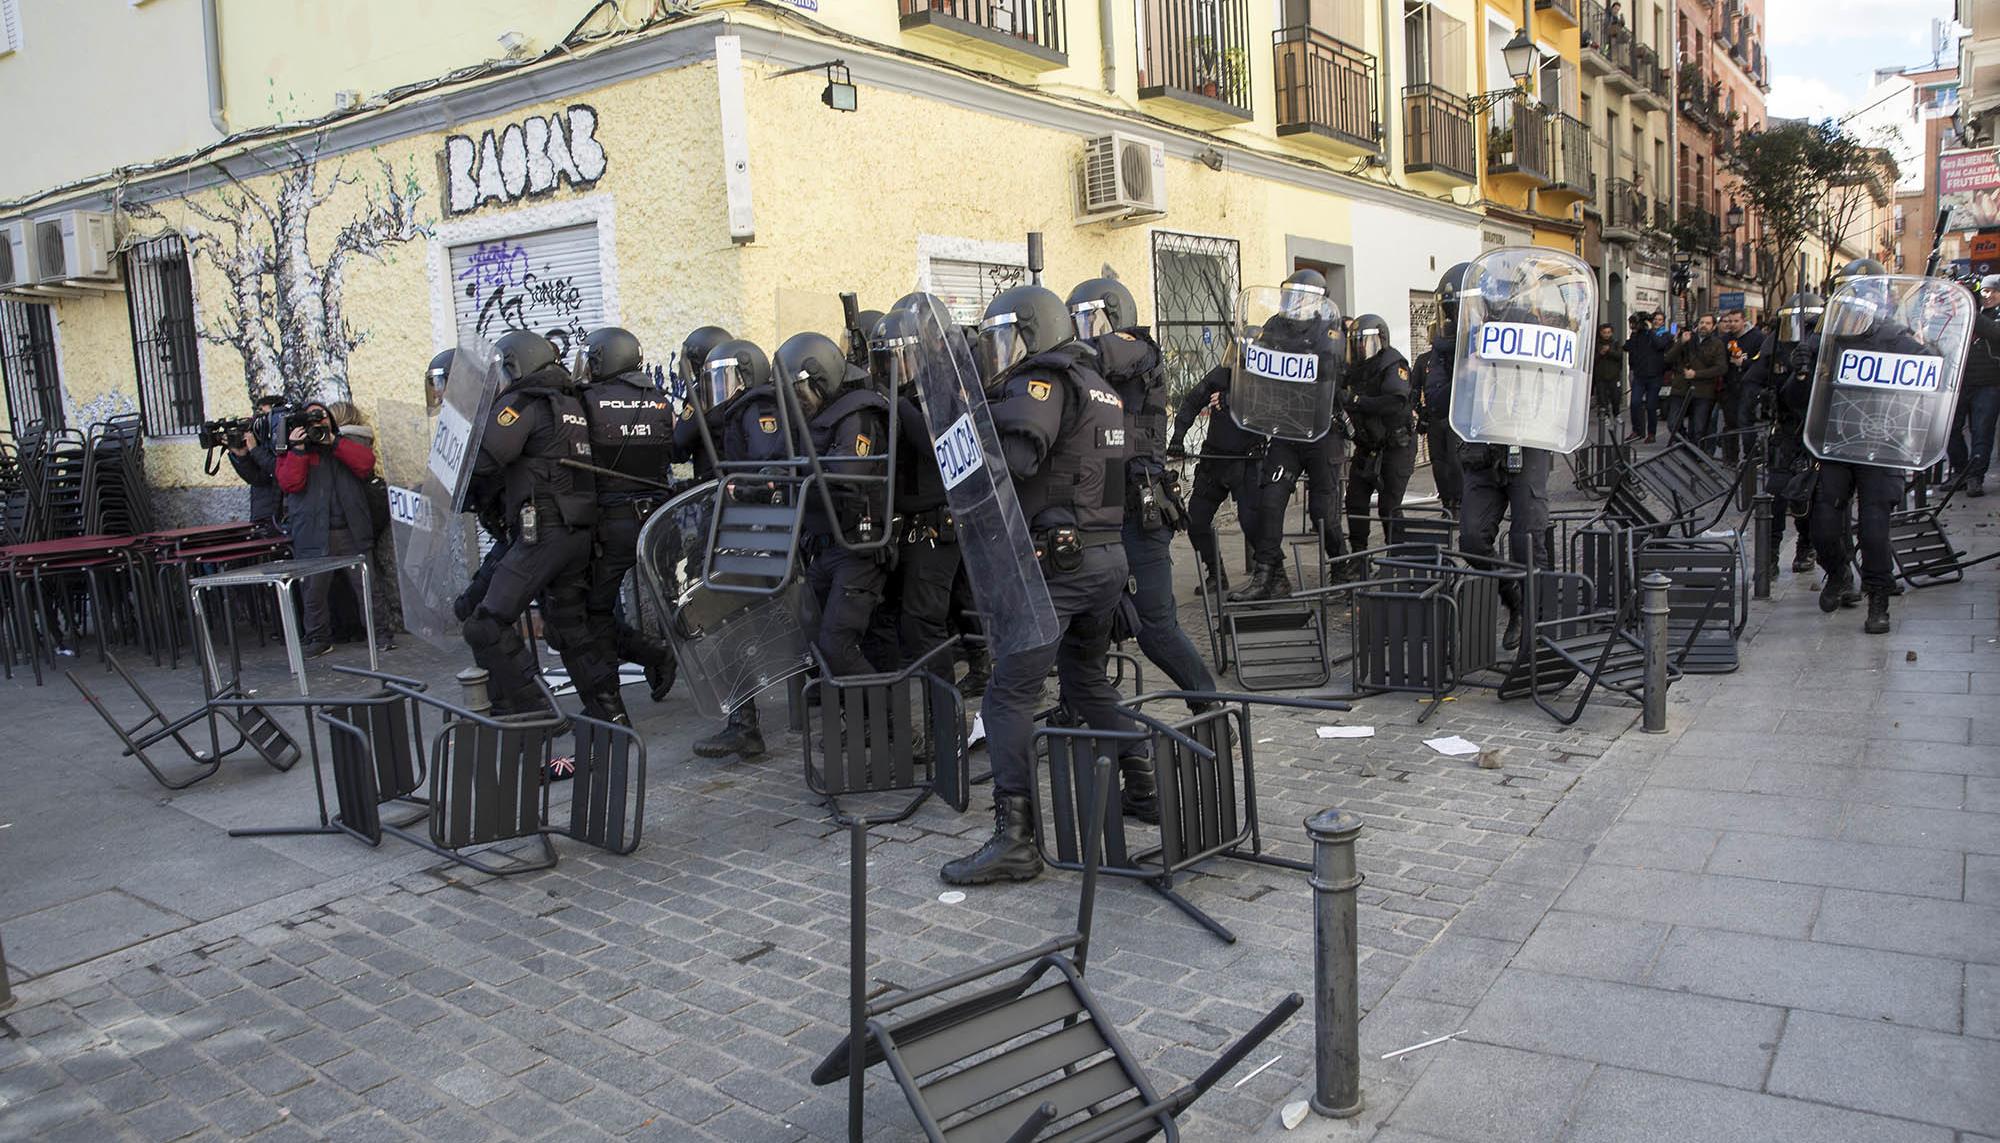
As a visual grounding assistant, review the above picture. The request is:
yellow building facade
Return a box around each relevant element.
[1474,0,1591,254]
[2,0,1504,518]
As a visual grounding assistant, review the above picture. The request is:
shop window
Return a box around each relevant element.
[0,299,62,431]
[124,234,204,436]
[449,222,607,360]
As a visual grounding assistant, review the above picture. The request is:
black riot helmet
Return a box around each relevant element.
[495,330,559,387]
[680,325,733,390]
[975,284,1073,386]
[870,305,925,397]
[584,327,643,381]
[1065,277,1139,340]
[1775,291,1825,346]
[701,338,768,409]
[1279,269,1332,322]
[774,331,849,421]
[1833,258,1888,292]
[1351,313,1390,363]
[425,349,454,413]
[1436,262,1472,318]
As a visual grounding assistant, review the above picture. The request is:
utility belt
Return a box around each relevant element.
[1460,442,1527,478]
[1032,527,1122,574]
[599,496,662,521]
[900,507,957,546]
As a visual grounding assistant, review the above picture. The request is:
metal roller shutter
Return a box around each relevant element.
[449,223,605,358]
[928,257,1028,326]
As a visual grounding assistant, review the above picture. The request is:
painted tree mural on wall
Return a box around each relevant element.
[126,144,431,406]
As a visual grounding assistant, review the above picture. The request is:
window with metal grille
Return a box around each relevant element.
[1150,231,1241,452]
[124,234,205,436]
[0,299,63,432]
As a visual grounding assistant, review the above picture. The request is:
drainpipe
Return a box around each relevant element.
[1379,0,1398,173]
[1099,0,1117,93]
[203,0,228,137]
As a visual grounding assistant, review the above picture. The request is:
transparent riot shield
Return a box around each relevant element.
[636,481,812,718]
[1449,247,1598,454]
[387,342,504,650]
[1804,275,1972,471]
[900,293,1059,658]
[1230,284,1341,441]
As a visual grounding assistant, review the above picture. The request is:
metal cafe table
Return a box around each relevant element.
[188,554,379,696]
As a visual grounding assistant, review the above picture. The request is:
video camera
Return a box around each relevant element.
[197,415,259,452]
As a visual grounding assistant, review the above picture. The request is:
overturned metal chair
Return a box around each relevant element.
[1033,692,1344,944]
[811,756,1302,1143]
[1886,484,2000,588]
[804,640,970,825]
[67,651,300,790]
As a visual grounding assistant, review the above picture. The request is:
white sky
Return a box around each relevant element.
[1763,0,1956,120]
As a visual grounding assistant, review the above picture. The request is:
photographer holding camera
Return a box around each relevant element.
[224,394,285,534]
[274,401,393,657]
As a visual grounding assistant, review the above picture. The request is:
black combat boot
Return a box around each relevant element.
[693,703,765,759]
[1197,559,1227,598]
[1819,568,1862,613]
[1252,562,1294,601]
[957,650,991,699]
[1790,538,1814,574]
[1227,562,1271,602]
[1502,606,1522,651]
[1864,592,1891,635]
[584,689,631,727]
[1119,755,1160,825]
[940,796,1044,885]
[644,651,676,702]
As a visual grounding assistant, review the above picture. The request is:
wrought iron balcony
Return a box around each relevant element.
[1546,111,1593,200]
[1604,177,1648,240]
[898,0,1068,67]
[1580,0,1635,83]
[1631,44,1669,109]
[1273,25,1380,150]
[1485,93,1550,183]
[1136,0,1254,118]
[1536,0,1579,27]
[1402,84,1477,183]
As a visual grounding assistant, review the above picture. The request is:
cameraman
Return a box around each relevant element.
[275,402,392,657]
[225,394,284,534]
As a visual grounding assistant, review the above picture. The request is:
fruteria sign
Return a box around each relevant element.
[1938,148,2000,230]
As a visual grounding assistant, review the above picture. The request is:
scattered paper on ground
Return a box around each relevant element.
[938,891,966,905]
[1281,1101,1310,1129]
[1381,1029,1468,1059]
[1424,735,1481,756]
[1317,725,1375,739]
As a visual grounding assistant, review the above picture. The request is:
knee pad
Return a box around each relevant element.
[461,609,512,655]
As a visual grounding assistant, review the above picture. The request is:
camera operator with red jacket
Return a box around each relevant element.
[275,402,392,657]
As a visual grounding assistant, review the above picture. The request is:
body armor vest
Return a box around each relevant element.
[500,383,597,528]
[1010,344,1127,532]
[1091,329,1168,481]
[579,371,673,504]
[1349,348,1414,452]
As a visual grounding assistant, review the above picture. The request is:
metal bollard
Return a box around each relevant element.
[1752,493,1774,600]
[1,928,13,1011]
[1739,451,1760,514]
[1640,572,1671,734]
[1305,808,1364,1119]
[456,667,492,715]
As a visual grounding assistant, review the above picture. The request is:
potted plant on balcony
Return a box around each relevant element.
[1489,124,1517,166]
[1192,35,1223,98]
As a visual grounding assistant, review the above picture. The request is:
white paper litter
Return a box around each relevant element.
[1424,735,1481,756]
[968,713,986,746]
[1316,725,1375,739]
[1232,1055,1281,1088]
[1281,1101,1310,1130]
[938,891,966,905]
[1381,1029,1468,1059]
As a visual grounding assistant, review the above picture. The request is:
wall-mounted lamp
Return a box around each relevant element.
[769,58,858,112]
[1725,200,1745,231]
[1469,30,1540,113]
[1195,147,1225,171]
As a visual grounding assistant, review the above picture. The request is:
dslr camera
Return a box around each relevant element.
[284,405,335,447]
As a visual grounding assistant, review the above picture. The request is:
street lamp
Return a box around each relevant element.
[1470,29,1540,112]
[1725,200,1745,231]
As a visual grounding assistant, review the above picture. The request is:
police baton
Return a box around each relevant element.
[557,458,679,492]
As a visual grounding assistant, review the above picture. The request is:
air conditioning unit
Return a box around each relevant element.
[0,220,28,290]
[33,210,119,284]
[1080,132,1168,219]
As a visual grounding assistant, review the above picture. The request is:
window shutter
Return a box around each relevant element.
[449,223,606,357]
[1430,8,1467,97]
[928,258,1028,326]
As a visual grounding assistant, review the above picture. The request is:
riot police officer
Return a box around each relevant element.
[691,338,784,758]
[1234,269,1348,601]
[1418,264,1471,515]
[1786,259,1912,633]
[462,331,619,719]
[1168,341,1264,597]
[942,285,1139,887]
[1748,291,1823,575]
[1067,276,1215,695]
[1342,313,1417,552]
[670,325,734,481]
[577,327,678,711]
[875,307,972,680]
[784,331,892,677]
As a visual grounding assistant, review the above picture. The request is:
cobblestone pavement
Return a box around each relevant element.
[2,472,1992,1141]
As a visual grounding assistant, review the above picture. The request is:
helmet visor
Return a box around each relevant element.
[792,370,827,420]
[870,335,920,394]
[1280,280,1331,322]
[1827,284,1889,339]
[975,313,1026,384]
[1069,300,1113,341]
[1777,305,1822,344]
[1355,330,1384,361]
[703,357,747,408]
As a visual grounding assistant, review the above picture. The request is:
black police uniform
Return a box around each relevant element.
[1786,327,1918,602]
[463,364,613,716]
[1171,365,1264,588]
[802,388,892,677]
[1744,337,1814,570]
[1249,325,1347,572]
[579,369,678,702]
[1343,346,1418,552]
[1092,327,1215,694]
[979,344,1134,805]
[696,383,792,750]
[1417,333,1464,512]
[1455,312,1555,635]
[893,395,962,658]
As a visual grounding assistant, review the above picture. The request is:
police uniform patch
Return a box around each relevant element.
[1027,380,1052,402]
[1113,332,1138,342]
[853,433,872,457]
[1397,366,1410,379]
[759,415,778,434]
[496,407,519,427]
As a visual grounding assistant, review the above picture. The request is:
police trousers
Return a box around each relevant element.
[1252,437,1340,566]
[1121,517,1215,693]
[1187,457,1260,574]
[1810,461,1902,595]
[984,544,1132,800]
[806,541,888,677]
[1427,418,1463,509]
[588,507,673,679]
[1458,447,1552,610]
[1345,440,1417,552]
[896,533,962,666]
[463,524,607,709]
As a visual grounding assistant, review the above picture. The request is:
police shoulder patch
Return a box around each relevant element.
[759,415,778,434]
[853,433,872,457]
[1113,332,1138,342]
[496,406,520,427]
[1397,366,1410,379]
[1027,379,1052,402]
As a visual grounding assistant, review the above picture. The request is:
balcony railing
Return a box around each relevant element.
[1402,84,1477,181]
[1654,199,1675,232]
[1486,93,1550,183]
[1536,0,1579,25]
[1548,111,1593,196]
[898,0,1068,65]
[1272,25,1380,149]
[1605,177,1648,235]
[1136,0,1254,116]
[1633,44,1668,101]
[1580,0,1634,75]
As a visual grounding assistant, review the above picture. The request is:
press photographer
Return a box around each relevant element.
[209,394,285,533]
[274,402,394,657]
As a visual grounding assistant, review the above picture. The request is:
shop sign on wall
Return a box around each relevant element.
[443,105,609,216]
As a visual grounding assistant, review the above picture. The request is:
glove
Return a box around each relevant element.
[1339,389,1358,411]
[1166,437,1187,461]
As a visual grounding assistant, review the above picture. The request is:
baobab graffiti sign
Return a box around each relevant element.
[443,105,609,216]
